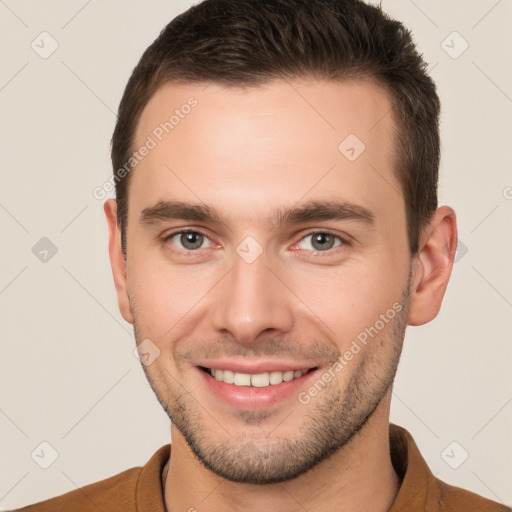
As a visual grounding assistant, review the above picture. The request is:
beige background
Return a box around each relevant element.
[1,0,511,508]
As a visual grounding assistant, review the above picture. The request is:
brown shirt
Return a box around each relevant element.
[14,424,510,511]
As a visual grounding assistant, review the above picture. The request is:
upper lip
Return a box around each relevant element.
[197,359,318,374]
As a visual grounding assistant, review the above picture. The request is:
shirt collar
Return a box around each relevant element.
[134,424,440,511]
[388,423,442,510]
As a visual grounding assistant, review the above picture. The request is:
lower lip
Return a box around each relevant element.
[197,367,318,410]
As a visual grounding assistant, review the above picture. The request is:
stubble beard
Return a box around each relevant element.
[134,282,411,484]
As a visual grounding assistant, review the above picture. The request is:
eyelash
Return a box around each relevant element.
[162,229,349,257]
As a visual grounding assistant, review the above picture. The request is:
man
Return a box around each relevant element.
[14,0,510,510]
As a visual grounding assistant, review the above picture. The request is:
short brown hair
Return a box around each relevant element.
[111,0,440,255]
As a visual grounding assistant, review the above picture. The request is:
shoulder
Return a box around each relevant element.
[388,424,510,512]
[10,444,170,512]
[11,467,141,512]
[436,478,511,512]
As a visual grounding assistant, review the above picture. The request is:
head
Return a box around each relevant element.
[105,0,457,484]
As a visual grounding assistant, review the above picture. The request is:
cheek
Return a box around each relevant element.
[127,249,221,340]
[289,256,408,345]
[127,259,181,333]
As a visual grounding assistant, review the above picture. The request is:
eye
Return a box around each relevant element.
[166,230,214,251]
[296,232,344,252]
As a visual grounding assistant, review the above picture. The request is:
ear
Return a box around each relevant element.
[104,199,134,325]
[407,206,458,326]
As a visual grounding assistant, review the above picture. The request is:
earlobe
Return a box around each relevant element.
[104,199,134,325]
[407,206,458,326]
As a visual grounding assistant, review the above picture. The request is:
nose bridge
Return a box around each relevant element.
[211,244,294,343]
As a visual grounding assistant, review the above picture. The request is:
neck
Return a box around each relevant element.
[163,391,400,512]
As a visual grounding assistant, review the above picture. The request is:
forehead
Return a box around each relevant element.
[130,78,401,225]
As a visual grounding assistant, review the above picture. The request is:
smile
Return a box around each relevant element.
[202,367,314,387]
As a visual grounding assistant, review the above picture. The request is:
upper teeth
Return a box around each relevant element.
[209,368,307,387]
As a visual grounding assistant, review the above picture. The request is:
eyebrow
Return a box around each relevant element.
[140,199,375,228]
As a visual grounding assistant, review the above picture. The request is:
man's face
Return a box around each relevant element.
[120,79,413,483]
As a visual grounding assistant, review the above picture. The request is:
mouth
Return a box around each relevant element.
[199,366,317,388]
[196,362,320,410]
[195,357,321,413]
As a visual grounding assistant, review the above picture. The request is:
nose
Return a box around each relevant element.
[211,246,295,345]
